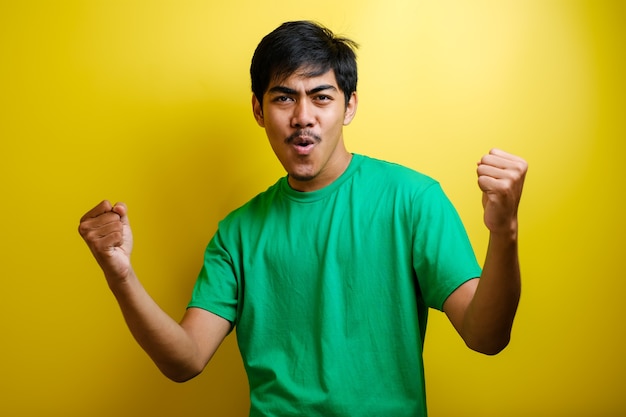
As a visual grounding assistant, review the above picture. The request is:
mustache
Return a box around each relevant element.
[285,129,322,144]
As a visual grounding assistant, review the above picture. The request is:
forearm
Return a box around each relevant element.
[447,148,526,354]
[79,201,215,380]
[462,230,521,354]
[106,270,204,382]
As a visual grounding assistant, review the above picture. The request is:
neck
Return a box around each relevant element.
[288,149,352,192]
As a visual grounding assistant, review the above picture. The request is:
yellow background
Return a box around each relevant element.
[1,1,624,416]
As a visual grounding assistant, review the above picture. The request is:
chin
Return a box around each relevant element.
[289,172,316,182]
[286,163,318,181]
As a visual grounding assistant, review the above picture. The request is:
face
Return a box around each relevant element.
[252,68,358,192]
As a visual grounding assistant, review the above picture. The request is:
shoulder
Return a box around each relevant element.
[218,178,283,230]
[353,154,440,195]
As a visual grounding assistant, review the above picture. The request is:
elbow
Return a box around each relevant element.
[466,334,511,356]
[159,363,203,383]
[166,371,200,384]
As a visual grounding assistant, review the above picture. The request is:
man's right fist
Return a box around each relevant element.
[78,200,134,282]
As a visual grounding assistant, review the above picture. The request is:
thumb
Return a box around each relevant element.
[111,202,129,224]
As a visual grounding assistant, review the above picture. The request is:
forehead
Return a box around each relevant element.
[268,68,339,91]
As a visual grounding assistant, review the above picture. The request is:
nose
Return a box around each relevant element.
[291,100,315,128]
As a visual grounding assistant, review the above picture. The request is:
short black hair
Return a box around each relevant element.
[250,21,358,107]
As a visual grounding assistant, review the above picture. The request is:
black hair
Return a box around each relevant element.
[250,20,358,107]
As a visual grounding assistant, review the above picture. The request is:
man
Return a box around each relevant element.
[79,21,527,417]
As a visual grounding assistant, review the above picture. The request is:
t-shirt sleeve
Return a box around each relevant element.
[187,228,239,324]
[412,183,482,311]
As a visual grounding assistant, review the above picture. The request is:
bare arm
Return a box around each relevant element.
[444,149,527,355]
[78,201,230,381]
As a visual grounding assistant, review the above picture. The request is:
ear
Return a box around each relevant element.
[252,94,265,127]
[343,92,358,126]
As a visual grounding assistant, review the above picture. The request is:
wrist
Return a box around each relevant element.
[105,266,137,293]
[488,223,518,244]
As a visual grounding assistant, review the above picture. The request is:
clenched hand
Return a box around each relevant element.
[477,149,528,236]
[78,200,134,283]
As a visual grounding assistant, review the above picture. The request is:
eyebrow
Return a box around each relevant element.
[268,84,338,96]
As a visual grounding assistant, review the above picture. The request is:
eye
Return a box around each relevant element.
[314,94,334,103]
[273,95,293,103]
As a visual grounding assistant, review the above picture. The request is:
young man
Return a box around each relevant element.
[79,21,527,417]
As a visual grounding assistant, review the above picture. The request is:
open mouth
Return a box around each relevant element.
[287,131,320,154]
[287,130,320,144]
[292,139,315,155]
[294,137,315,147]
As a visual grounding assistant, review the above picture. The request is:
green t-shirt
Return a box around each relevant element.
[189,154,481,417]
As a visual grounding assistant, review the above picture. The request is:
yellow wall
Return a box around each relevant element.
[1,1,624,416]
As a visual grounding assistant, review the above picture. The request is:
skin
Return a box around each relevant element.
[78,68,527,383]
[444,148,527,354]
[78,201,230,382]
[252,68,357,192]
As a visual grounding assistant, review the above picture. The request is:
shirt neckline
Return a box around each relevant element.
[279,153,364,203]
